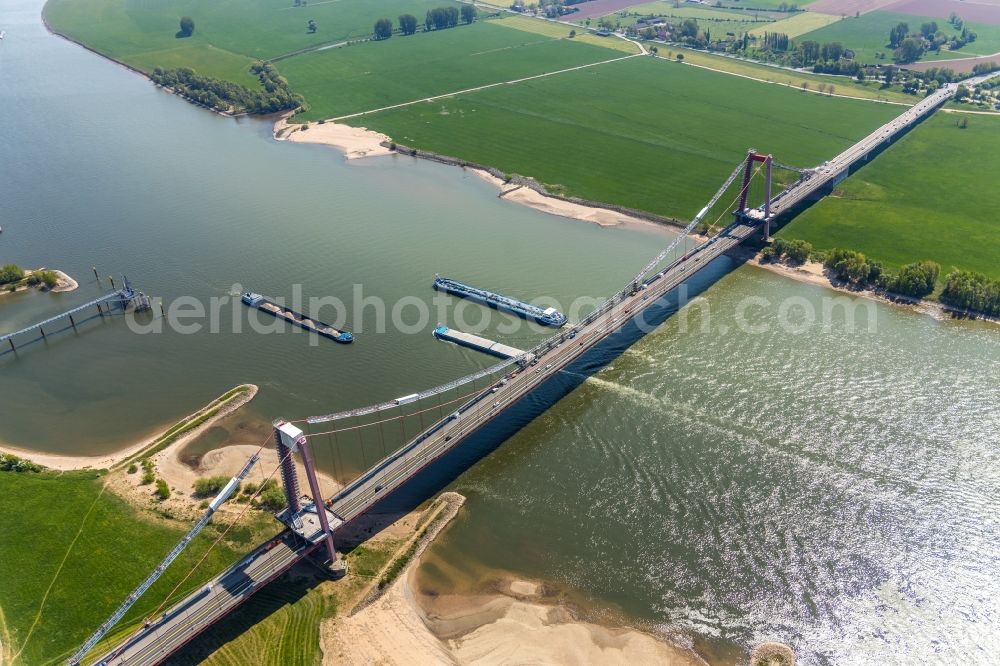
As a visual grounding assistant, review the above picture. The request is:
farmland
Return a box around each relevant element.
[798,10,1000,63]
[359,56,899,220]
[749,11,843,38]
[43,0,458,71]
[283,21,625,121]
[0,468,264,665]
[777,112,1000,279]
[486,13,641,52]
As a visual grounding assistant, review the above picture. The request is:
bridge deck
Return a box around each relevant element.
[99,532,310,665]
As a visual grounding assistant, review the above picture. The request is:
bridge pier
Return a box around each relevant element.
[273,421,302,515]
[273,420,338,564]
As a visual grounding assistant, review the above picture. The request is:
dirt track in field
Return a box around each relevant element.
[807,0,1000,22]
[885,0,1000,24]
[903,50,1000,72]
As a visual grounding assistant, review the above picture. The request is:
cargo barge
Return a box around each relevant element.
[433,325,524,359]
[241,292,353,343]
[432,276,567,327]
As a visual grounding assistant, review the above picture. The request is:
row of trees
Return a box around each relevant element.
[373,5,478,40]
[427,5,476,30]
[375,5,476,38]
[759,31,790,52]
[150,61,302,115]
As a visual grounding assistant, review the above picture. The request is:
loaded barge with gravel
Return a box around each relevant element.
[241,292,353,343]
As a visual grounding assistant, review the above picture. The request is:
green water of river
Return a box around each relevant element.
[2,1,998,662]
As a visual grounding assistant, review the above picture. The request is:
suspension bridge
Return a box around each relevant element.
[78,78,969,666]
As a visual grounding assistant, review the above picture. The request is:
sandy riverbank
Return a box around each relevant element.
[324,536,705,665]
[274,117,393,160]
[468,168,669,231]
[50,269,78,292]
[0,382,341,508]
[273,118,674,232]
[0,267,78,299]
[744,251,998,325]
[0,385,260,472]
[326,571,705,665]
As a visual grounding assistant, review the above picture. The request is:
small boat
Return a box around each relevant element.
[0,31,6,40]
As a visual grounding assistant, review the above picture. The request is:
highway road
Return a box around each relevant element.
[769,82,957,218]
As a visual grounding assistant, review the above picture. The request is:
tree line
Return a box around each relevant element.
[762,242,998,315]
[374,5,476,39]
[150,61,302,115]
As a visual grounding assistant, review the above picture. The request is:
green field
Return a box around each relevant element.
[0,468,270,665]
[749,11,841,38]
[606,2,779,37]
[778,113,1000,279]
[489,13,641,53]
[43,0,463,83]
[360,56,899,221]
[799,11,1000,63]
[625,2,775,22]
[283,21,623,120]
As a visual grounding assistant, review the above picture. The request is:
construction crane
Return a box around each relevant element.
[68,453,261,665]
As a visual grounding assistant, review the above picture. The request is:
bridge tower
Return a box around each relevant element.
[273,420,338,563]
[736,149,774,240]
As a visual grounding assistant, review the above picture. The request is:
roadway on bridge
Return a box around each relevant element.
[99,533,311,665]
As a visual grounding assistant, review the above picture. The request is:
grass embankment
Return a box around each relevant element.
[117,383,255,470]
[0,468,266,666]
[362,56,899,221]
[42,0,455,84]
[283,21,625,120]
[798,11,1000,63]
[778,112,1000,280]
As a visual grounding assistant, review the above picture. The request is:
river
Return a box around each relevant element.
[1,0,998,663]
